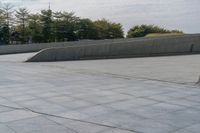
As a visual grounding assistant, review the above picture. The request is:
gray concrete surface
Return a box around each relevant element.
[26,34,200,62]
[0,53,200,133]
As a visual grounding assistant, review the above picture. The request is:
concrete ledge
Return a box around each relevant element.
[0,37,177,55]
[0,34,199,55]
[26,34,200,62]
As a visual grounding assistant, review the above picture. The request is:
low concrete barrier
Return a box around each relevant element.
[1,34,199,55]
[0,37,171,55]
[193,43,200,52]
[26,34,200,62]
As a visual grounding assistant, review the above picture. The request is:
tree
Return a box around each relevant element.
[2,3,14,27]
[53,11,79,41]
[0,25,9,44]
[127,24,183,38]
[94,19,124,39]
[0,8,4,24]
[28,13,42,43]
[53,11,62,42]
[0,3,14,44]
[77,18,97,40]
[0,8,5,44]
[15,8,29,43]
[40,9,53,42]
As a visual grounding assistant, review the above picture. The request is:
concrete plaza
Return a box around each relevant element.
[0,53,200,133]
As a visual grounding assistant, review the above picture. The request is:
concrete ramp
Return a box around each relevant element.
[0,53,37,62]
[26,34,200,62]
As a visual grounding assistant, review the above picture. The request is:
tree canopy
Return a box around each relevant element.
[94,19,124,39]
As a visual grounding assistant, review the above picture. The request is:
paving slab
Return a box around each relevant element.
[0,110,39,123]
[0,53,199,133]
[7,116,77,133]
[0,124,16,133]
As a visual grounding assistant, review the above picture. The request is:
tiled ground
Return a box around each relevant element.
[0,53,200,133]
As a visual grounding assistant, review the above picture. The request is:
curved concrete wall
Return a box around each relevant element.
[0,37,173,55]
[26,34,200,62]
[1,34,199,55]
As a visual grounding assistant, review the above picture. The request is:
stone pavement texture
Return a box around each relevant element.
[0,53,200,133]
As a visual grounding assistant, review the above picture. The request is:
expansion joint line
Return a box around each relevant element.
[0,104,142,133]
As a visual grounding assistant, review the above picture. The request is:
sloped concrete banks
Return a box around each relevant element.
[0,34,199,55]
[26,34,200,62]
[0,36,183,55]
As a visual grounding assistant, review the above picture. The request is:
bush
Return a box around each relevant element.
[127,25,183,38]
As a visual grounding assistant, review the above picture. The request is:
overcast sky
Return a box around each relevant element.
[1,0,200,33]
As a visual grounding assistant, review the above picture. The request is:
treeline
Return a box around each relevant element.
[0,4,182,45]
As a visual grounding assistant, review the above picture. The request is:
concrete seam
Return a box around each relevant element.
[0,104,141,133]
